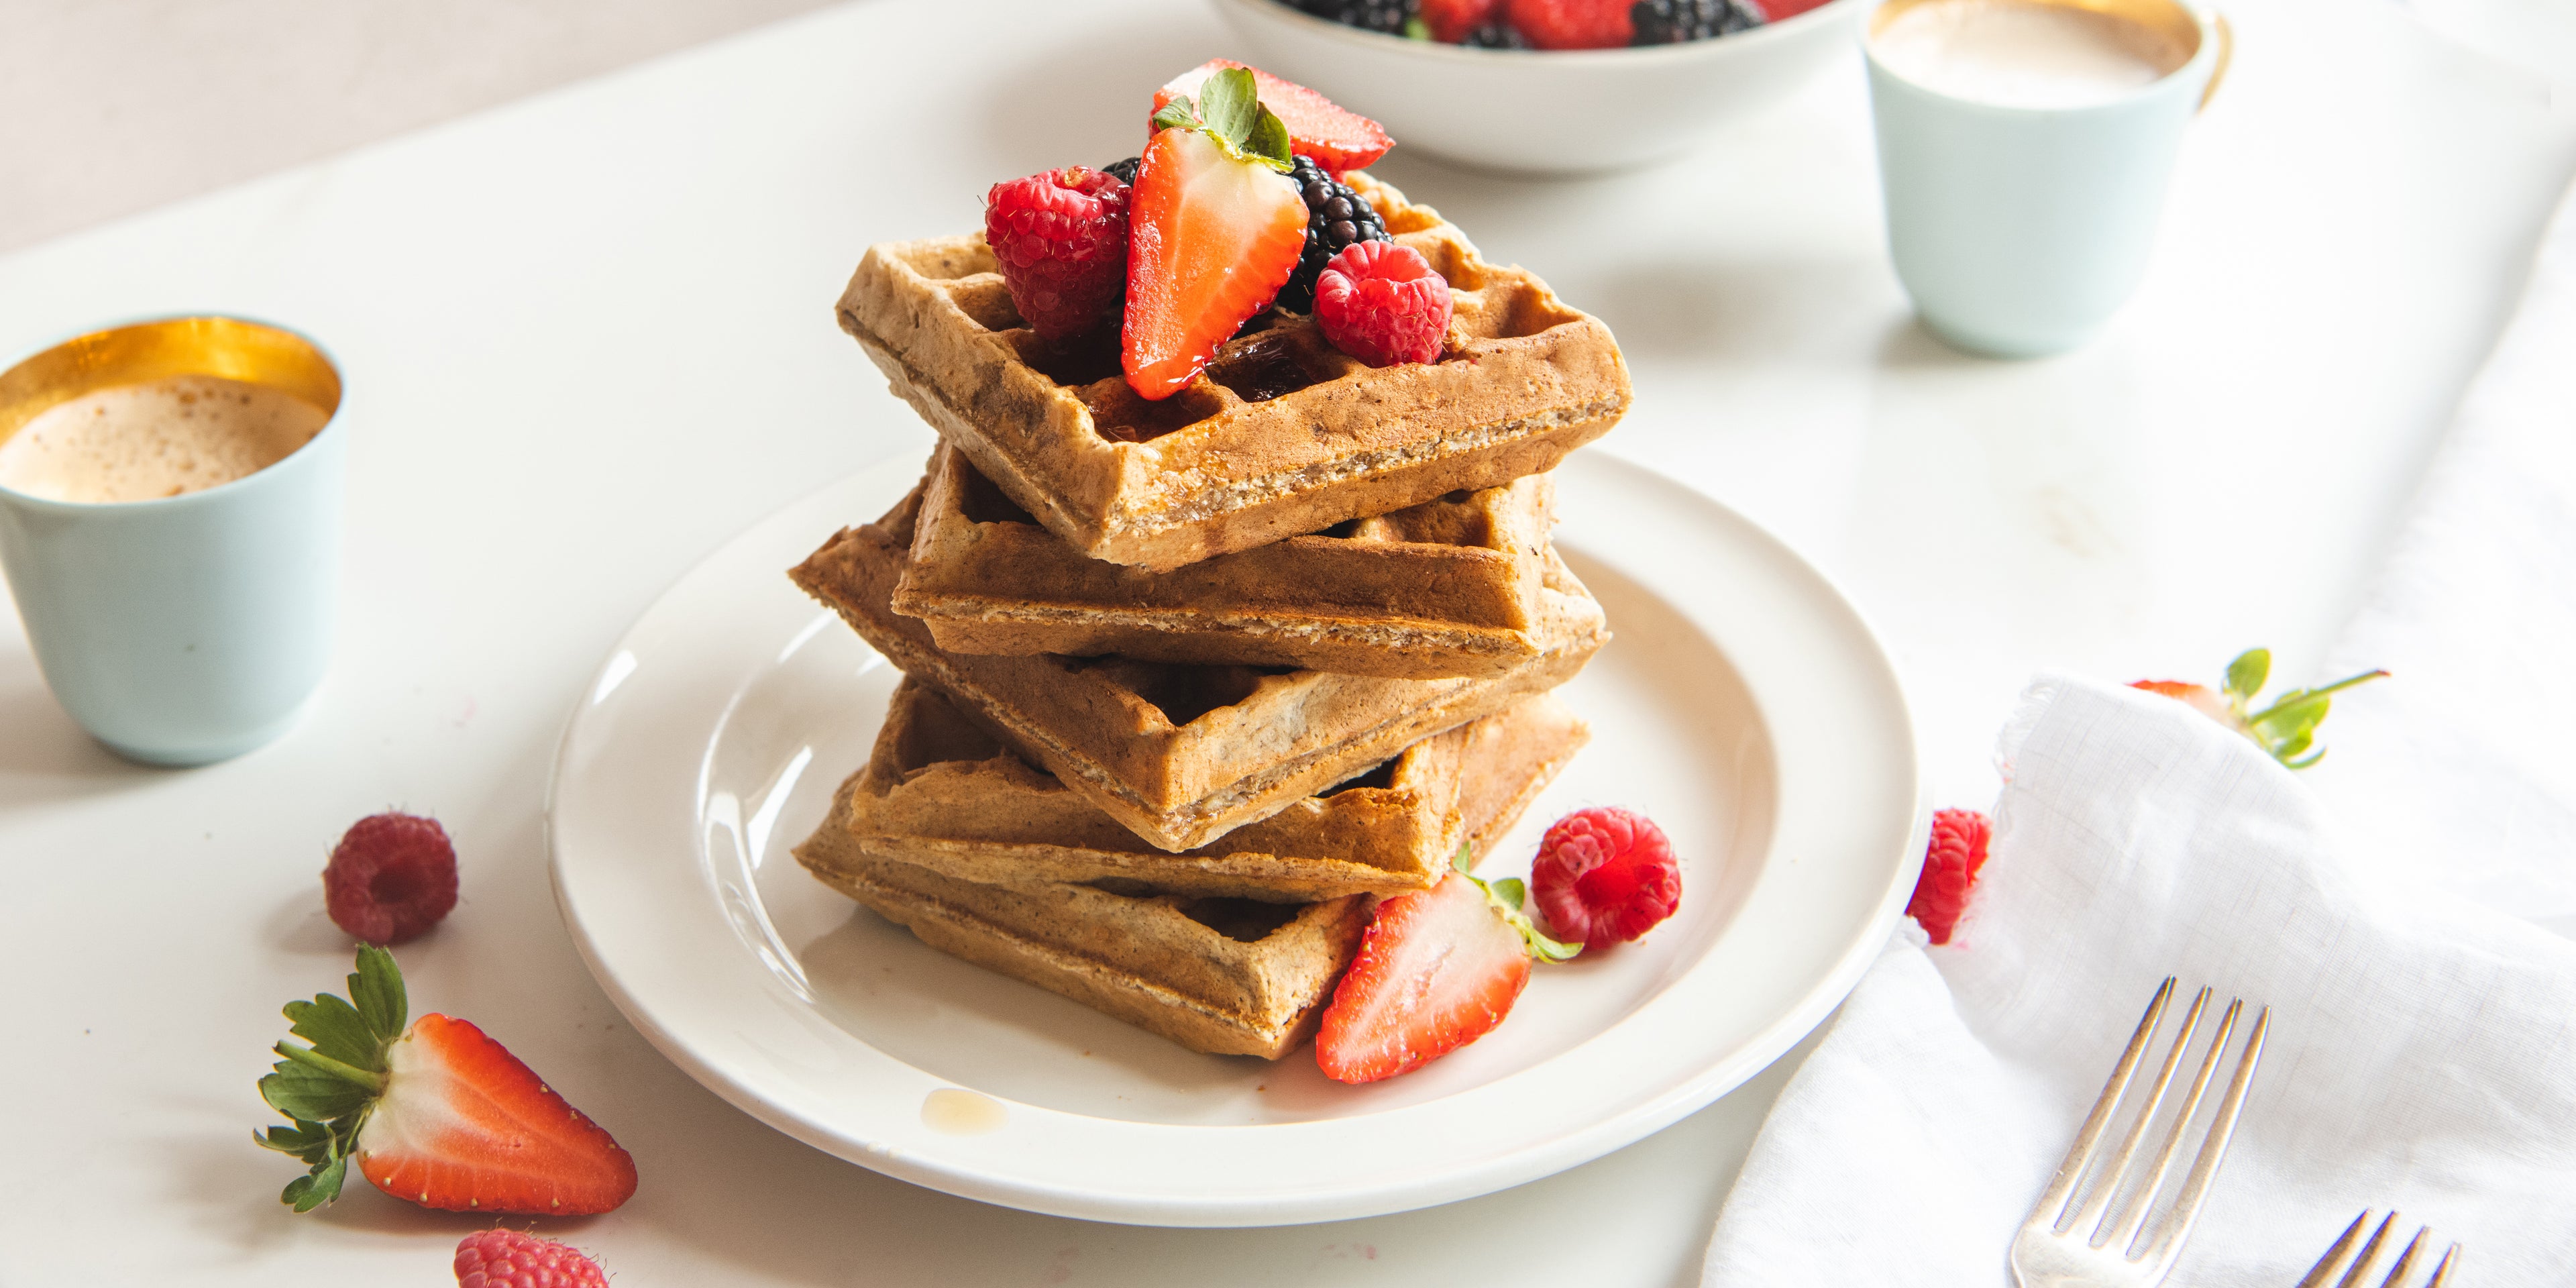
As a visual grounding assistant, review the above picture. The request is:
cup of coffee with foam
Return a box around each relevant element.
[1864,0,2229,357]
[0,317,345,765]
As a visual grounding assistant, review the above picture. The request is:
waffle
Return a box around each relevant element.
[792,695,1582,1059]
[822,677,1589,902]
[893,442,1560,680]
[835,174,1630,572]
[789,481,1608,852]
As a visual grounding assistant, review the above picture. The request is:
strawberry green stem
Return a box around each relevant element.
[2248,668,2389,723]
[274,1041,386,1094]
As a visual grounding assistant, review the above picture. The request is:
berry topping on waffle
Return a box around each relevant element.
[1155,60,1394,174]
[983,166,1131,341]
[1315,240,1454,366]
[1123,68,1307,399]
[1277,155,1391,313]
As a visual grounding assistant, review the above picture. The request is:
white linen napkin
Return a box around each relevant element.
[1699,676,2576,1285]
[2303,177,2576,930]
[1698,176,2576,1286]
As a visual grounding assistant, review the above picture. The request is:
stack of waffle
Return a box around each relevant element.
[789,177,1631,1059]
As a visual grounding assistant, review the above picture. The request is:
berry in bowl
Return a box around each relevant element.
[1214,0,1866,174]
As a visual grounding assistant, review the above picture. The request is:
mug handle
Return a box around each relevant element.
[2199,11,2233,111]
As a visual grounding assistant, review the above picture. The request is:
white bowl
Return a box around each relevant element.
[1211,0,1866,176]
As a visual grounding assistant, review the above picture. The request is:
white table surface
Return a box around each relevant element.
[3,0,2572,1281]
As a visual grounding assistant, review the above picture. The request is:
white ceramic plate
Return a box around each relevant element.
[547,443,1922,1227]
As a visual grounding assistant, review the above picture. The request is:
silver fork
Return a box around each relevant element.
[2296,1211,2463,1287]
[2009,977,2271,1288]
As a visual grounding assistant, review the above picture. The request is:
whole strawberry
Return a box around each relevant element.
[255,947,637,1215]
[984,166,1130,341]
[1906,808,1990,946]
[1507,0,1635,48]
[455,1229,609,1288]
[1314,241,1452,368]
[2130,647,2385,769]
[323,812,458,945]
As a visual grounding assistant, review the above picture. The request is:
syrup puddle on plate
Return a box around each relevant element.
[921,1087,1008,1135]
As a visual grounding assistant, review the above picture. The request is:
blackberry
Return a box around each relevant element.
[1285,0,1412,36]
[1276,155,1391,314]
[1462,21,1532,47]
[1629,0,1762,42]
[1100,156,1140,185]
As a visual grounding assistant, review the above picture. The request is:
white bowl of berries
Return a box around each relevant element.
[1213,0,1864,174]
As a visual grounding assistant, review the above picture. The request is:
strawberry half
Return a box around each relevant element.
[1124,68,1309,400]
[254,946,637,1215]
[1316,848,1580,1084]
[1153,61,1393,175]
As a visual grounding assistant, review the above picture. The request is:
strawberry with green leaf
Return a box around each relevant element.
[1316,846,1580,1084]
[1123,66,1309,400]
[2132,647,2387,768]
[254,946,637,1215]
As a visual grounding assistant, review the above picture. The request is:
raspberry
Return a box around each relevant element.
[1423,0,1507,42]
[983,167,1130,341]
[1506,0,1635,48]
[1532,807,1681,949]
[1313,241,1452,368]
[454,1229,608,1288]
[321,812,458,945]
[1906,808,1991,946]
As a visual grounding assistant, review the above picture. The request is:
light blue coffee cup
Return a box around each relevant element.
[0,317,345,766]
[1865,0,2231,358]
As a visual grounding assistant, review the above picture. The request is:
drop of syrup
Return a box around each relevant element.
[920,1087,1008,1135]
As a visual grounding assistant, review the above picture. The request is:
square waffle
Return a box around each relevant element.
[792,691,1582,1059]
[788,480,1607,852]
[894,441,1560,680]
[824,677,1589,902]
[835,174,1630,571]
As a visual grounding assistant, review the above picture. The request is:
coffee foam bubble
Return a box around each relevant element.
[0,374,330,504]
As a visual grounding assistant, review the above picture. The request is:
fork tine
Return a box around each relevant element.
[2297,1212,2374,1288]
[2332,1210,2398,1288]
[2071,986,2212,1242]
[2104,999,2241,1254]
[2139,1004,2269,1271]
[2378,1228,2428,1288]
[2030,977,2177,1228]
[2425,1242,2462,1287]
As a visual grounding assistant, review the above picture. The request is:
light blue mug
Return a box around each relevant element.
[1865,0,2231,358]
[0,317,345,765]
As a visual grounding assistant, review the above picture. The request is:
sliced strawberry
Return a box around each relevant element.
[1124,70,1308,400]
[1316,845,1580,1084]
[255,946,637,1216]
[1153,60,1393,174]
[360,1014,637,1214]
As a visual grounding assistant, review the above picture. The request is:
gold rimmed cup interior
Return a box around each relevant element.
[0,316,343,452]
